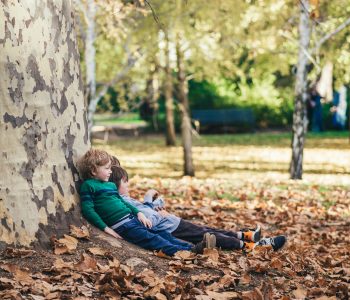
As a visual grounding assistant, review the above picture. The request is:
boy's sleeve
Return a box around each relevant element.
[119,196,139,215]
[80,183,108,231]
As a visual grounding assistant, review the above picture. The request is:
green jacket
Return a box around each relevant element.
[80,179,139,230]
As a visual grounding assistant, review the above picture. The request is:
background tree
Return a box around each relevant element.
[290,0,312,179]
[164,29,177,146]
[176,34,195,176]
[0,0,89,247]
[74,0,142,132]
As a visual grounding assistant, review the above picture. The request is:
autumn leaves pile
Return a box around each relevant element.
[0,177,349,299]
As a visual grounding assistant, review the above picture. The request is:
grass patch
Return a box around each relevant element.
[100,131,350,149]
[94,113,145,125]
[94,131,350,184]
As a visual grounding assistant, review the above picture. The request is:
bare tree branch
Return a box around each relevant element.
[280,31,321,72]
[144,0,164,30]
[91,51,140,105]
[315,17,350,50]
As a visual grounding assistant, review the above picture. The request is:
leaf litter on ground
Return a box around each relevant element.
[0,177,349,299]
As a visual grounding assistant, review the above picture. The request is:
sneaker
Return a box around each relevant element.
[204,232,216,250]
[241,225,261,242]
[192,233,216,254]
[257,235,286,251]
[242,241,256,253]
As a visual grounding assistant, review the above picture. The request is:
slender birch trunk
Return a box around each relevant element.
[290,0,311,179]
[0,0,89,248]
[176,36,194,176]
[85,0,96,133]
[164,30,176,146]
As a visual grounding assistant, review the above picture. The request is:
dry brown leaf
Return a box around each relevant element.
[46,292,61,300]
[53,234,78,255]
[28,295,46,300]
[242,288,263,300]
[203,248,219,262]
[270,257,283,270]
[238,256,249,271]
[202,291,239,299]
[109,257,121,270]
[154,250,172,259]
[0,289,23,300]
[1,263,34,285]
[70,225,90,239]
[74,253,98,272]
[292,286,307,299]
[2,247,35,258]
[240,273,251,285]
[52,257,72,270]
[154,292,167,300]
[174,250,196,260]
[88,247,109,256]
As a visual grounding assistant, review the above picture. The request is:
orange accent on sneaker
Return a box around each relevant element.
[244,231,254,242]
[243,242,256,252]
[242,226,261,242]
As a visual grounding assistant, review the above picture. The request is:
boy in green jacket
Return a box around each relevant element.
[78,149,216,256]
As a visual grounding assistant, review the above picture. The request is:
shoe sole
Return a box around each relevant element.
[252,225,261,243]
[204,232,216,249]
[208,234,216,249]
[272,235,287,251]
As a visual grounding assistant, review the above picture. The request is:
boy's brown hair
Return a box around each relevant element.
[78,149,111,180]
[109,166,128,188]
[110,155,121,168]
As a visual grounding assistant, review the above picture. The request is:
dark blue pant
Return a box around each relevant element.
[172,219,242,250]
[114,218,193,256]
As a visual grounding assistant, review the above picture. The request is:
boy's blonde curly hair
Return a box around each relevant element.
[78,149,111,180]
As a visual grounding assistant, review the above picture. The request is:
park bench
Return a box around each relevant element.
[92,123,147,141]
[191,108,255,133]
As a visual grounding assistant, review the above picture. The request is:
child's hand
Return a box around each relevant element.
[144,189,159,203]
[104,226,122,239]
[137,212,152,228]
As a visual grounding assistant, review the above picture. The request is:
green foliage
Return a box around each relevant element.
[188,75,294,128]
[75,0,350,131]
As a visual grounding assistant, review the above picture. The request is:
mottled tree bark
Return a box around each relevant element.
[164,30,176,146]
[0,1,89,248]
[290,0,311,179]
[176,36,194,176]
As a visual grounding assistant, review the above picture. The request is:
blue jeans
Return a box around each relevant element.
[114,218,193,256]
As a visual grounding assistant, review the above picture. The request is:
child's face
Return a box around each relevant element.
[92,161,112,182]
[118,178,129,195]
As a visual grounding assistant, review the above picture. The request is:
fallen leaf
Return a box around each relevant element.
[203,248,219,262]
[74,253,97,272]
[2,247,35,258]
[174,250,196,260]
[88,247,109,256]
[293,287,307,299]
[53,235,78,255]
[70,225,90,239]
[1,264,34,285]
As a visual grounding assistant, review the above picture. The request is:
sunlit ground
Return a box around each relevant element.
[93,132,350,186]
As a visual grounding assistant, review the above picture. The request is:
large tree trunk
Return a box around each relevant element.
[176,36,194,176]
[0,1,89,248]
[290,0,311,179]
[164,30,176,146]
